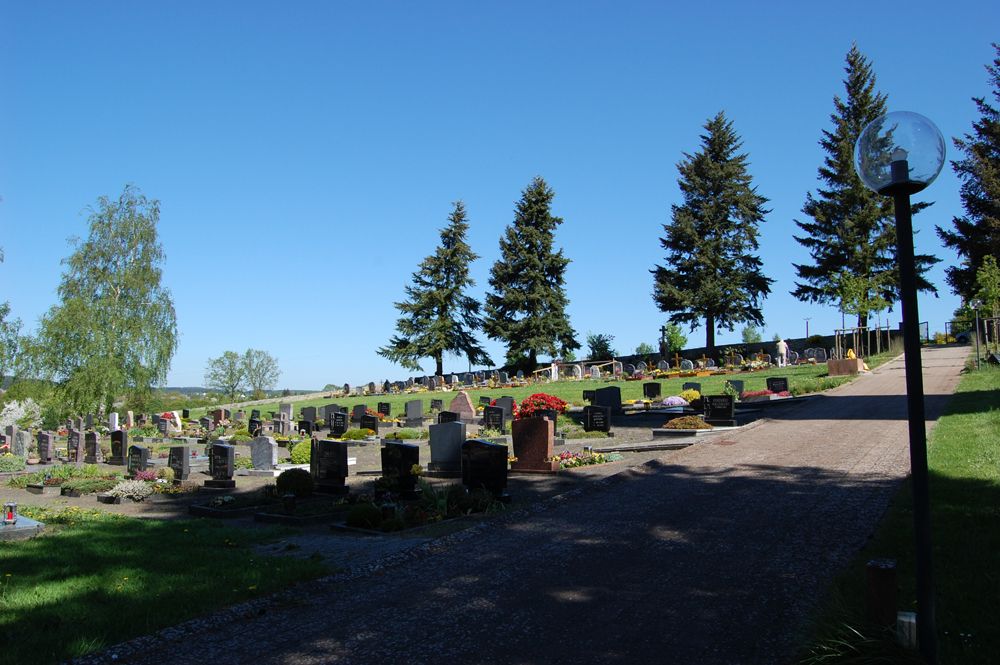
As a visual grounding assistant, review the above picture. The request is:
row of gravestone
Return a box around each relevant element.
[334,370,529,399]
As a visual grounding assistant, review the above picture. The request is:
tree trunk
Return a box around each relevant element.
[705,314,716,354]
[528,349,537,372]
[857,313,869,330]
[435,353,443,377]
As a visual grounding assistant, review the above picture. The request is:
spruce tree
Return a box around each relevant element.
[937,43,1000,302]
[793,44,938,327]
[484,176,579,369]
[377,201,491,376]
[652,112,773,352]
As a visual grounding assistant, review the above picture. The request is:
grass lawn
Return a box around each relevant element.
[0,507,329,664]
[800,365,1000,664]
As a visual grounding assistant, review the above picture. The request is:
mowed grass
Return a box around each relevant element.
[191,354,903,421]
[0,507,328,664]
[800,365,1000,664]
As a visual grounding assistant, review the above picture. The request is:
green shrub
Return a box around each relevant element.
[342,428,372,441]
[61,477,121,494]
[157,466,175,481]
[129,425,161,438]
[289,439,312,464]
[382,429,423,440]
[234,457,254,470]
[0,454,27,473]
[276,468,314,497]
[229,428,252,443]
[346,502,382,529]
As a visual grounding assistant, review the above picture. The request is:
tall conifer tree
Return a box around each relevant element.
[793,44,938,326]
[937,43,1000,302]
[484,177,579,370]
[652,112,772,352]
[378,201,491,375]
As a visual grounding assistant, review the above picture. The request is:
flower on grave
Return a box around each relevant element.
[410,464,423,477]
[661,396,688,407]
[514,393,568,420]
[507,455,518,463]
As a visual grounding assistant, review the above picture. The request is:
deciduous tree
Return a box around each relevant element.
[204,351,246,401]
[243,349,280,400]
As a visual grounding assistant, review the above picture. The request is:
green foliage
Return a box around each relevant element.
[61,477,121,494]
[204,351,245,401]
[289,439,312,464]
[378,201,491,376]
[346,502,382,529]
[382,428,424,440]
[24,184,178,415]
[234,456,254,470]
[793,45,938,326]
[652,112,773,352]
[108,479,154,501]
[0,301,22,382]
[341,428,372,441]
[243,348,281,400]
[586,333,617,360]
[484,177,580,367]
[662,323,687,354]
[0,454,26,472]
[975,254,1000,318]
[741,326,763,345]
[937,43,1000,302]
[275,467,314,497]
[128,425,160,439]
[7,463,103,488]
[634,342,656,355]
[229,428,252,443]
[157,466,174,481]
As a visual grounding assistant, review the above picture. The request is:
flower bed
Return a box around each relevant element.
[661,416,713,430]
[550,450,623,469]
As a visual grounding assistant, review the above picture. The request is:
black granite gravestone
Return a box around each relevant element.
[109,430,128,465]
[380,441,421,499]
[704,395,736,427]
[766,377,789,393]
[682,382,702,392]
[36,431,54,463]
[127,445,150,476]
[312,439,349,494]
[360,414,379,434]
[461,439,510,501]
[480,396,492,407]
[582,390,596,403]
[483,405,505,433]
[437,410,458,424]
[643,382,662,400]
[84,432,103,464]
[377,402,391,417]
[431,399,444,412]
[298,420,313,436]
[206,443,236,488]
[168,446,191,480]
[331,412,349,437]
[249,418,263,437]
[583,405,611,432]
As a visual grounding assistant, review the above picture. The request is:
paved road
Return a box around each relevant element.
[85,346,968,665]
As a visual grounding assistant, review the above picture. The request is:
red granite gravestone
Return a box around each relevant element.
[510,416,559,473]
[449,391,477,423]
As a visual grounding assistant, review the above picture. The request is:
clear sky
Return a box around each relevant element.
[1,2,996,389]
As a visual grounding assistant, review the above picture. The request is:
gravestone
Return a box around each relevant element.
[206,443,236,488]
[428,421,466,475]
[68,429,83,464]
[705,358,716,368]
[360,414,379,434]
[251,409,261,420]
[725,379,745,396]
[108,412,119,432]
[637,361,648,372]
[125,411,135,429]
[248,418,263,437]
[572,364,583,379]
[704,395,737,427]
[494,397,516,421]
[623,363,636,375]
[343,383,350,395]
[12,431,29,457]
[480,396,492,407]
[593,386,623,414]
[249,436,277,470]
[298,420,313,436]
[109,430,128,465]
[403,400,423,427]
[437,410,458,424]
[312,439,349,494]
[380,441,421,498]
[734,354,744,365]
[680,359,694,371]
[157,418,169,437]
[301,406,318,424]
[182,409,191,420]
[383,380,392,393]
[682,382,702,392]
[430,398,444,412]
[583,405,611,433]
[766,377,790,393]
[804,348,817,361]
[199,416,212,431]
[211,409,224,425]
[461,439,509,500]
[127,445,150,475]
[815,348,828,362]
[368,381,377,394]
[499,371,509,383]
[331,412,349,437]
[643,382,662,400]
[582,390,596,403]
[85,413,94,430]
[377,402,391,417]
[510,417,559,473]
[36,431,54,463]
[657,360,669,370]
[168,446,191,480]
[788,350,799,364]
[279,403,293,423]
[516,370,524,380]
[483,405,505,433]
[449,391,477,422]
[84,432,103,464]
[590,366,601,379]
[351,404,368,424]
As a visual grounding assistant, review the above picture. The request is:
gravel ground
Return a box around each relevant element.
[60,346,968,664]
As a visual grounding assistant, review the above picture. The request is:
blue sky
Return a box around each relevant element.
[1,2,996,388]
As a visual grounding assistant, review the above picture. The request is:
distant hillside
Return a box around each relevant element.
[159,386,316,397]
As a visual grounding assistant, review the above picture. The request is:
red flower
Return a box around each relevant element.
[515,393,568,420]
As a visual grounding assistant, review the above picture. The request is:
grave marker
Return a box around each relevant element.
[206,443,236,488]
[583,405,611,432]
[704,395,736,427]
[437,410,458,424]
[84,431,103,464]
[380,441,421,499]
[331,412,349,437]
[403,400,423,427]
[483,405,505,433]
[428,421,466,475]
[377,402,391,417]
[249,436,277,470]
[510,417,559,473]
[109,430,128,465]
[593,386,623,414]
[36,432,54,463]
[127,445,150,475]
[360,413,379,434]
[312,439,349,494]
[643,382,662,400]
[766,377,789,393]
[168,446,191,480]
[462,439,509,500]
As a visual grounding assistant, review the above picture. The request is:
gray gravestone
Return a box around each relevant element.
[12,430,29,457]
[68,429,83,464]
[404,400,423,427]
[250,436,278,470]
[495,397,516,421]
[279,403,293,422]
[36,431,54,463]
[84,431,102,464]
[301,406,317,424]
[725,379,745,395]
[351,404,367,424]
[428,421,467,475]
[657,360,669,370]
[108,412,119,432]
[680,359,694,371]
[590,366,601,379]
[168,446,191,480]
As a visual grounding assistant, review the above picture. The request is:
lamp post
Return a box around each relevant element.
[804,317,811,338]
[855,111,946,663]
[971,299,983,370]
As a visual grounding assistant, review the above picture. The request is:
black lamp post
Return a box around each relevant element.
[855,111,946,663]
[971,298,983,370]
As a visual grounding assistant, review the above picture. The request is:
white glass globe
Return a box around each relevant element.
[854,111,946,195]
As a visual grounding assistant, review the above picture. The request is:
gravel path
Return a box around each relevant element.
[76,347,968,665]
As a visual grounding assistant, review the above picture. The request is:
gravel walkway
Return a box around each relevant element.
[76,347,968,664]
